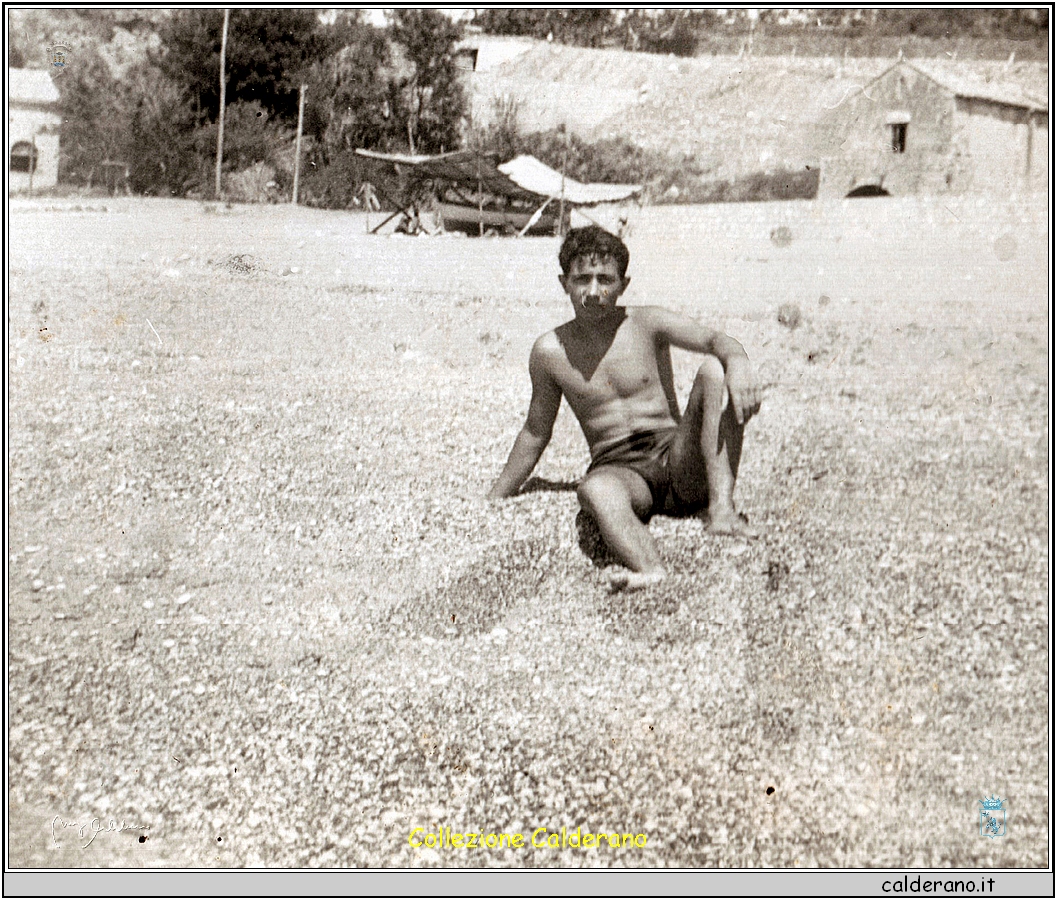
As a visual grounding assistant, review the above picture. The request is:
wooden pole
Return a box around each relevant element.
[1025,111,1035,188]
[476,141,484,237]
[518,196,553,237]
[214,8,229,200]
[292,82,306,204]
[557,125,568,237]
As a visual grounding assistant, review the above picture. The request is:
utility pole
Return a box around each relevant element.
[292,82,306,204]
[214,8,229,200]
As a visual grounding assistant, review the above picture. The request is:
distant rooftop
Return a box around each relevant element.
[458,34,539,73]
[893,59,1047,112]
[9,68,61,106]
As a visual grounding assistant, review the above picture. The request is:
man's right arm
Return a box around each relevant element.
[487,341,562,499]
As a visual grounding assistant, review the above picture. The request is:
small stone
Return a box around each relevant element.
[777,303,802,329]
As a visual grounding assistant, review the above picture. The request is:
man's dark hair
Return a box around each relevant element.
[559,225,630,278]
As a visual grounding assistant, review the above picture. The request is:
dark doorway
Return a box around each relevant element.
[10,141,37,173]
[846,185,891,198]
[890,122,908,153]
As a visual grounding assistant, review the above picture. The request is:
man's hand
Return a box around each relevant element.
[725,357,762,425]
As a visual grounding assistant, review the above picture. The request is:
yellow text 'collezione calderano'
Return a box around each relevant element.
[408,826,648,850]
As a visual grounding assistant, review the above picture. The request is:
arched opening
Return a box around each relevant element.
[10,141,38,174]
[846,184,891,198]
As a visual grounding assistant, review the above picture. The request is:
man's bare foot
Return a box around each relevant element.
[608,569,667,592]
[703,509,761,539]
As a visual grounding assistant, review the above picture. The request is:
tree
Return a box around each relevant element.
[473,9,616,47]
[388,9,466,154]
[303,14,397,157]
[56,47,127,184]
[9,40,26,67]
[124,63,200,195]
[622,10,709,55]
[156,9,333,123]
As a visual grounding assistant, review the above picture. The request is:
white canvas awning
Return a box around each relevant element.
[498,155,641,205]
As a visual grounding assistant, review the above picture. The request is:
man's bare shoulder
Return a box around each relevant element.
[530,327,568,360]
[624,305,673,334]
[528,329,566,375]
[626,304,684,324]
[627,305,710,341]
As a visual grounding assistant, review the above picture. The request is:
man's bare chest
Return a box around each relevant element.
[552,325,663,405]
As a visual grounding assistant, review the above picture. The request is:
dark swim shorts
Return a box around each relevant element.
[586,427,707,517]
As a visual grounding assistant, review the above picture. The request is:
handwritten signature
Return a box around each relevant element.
[51,815,150,849]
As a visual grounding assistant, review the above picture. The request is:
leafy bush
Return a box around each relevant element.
[184,101,294,198]
[297,150,384,210]
[479,114,819,205]
[193,102,293,174]
[696,167,821,204]
[224,162,283,204]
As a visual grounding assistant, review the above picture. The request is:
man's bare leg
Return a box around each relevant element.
[670,356,759,538]
[577,468,667,590]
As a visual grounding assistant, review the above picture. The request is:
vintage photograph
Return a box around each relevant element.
[7,8,1050,872]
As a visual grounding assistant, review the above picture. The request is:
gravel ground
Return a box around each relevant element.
[7,195,1049,867]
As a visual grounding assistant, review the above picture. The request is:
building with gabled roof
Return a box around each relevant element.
[817,58,1047,197]
[9,68,62,192]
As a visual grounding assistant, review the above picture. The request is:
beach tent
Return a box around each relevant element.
[354,148,641,235]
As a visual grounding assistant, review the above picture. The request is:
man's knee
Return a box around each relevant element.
[577,476,606,513]
[577,472,628,516]
[695,354,725,387]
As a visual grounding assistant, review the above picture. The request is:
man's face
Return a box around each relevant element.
[559,254,629,322]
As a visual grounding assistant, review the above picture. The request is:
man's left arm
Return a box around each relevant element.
[648,307,762,425]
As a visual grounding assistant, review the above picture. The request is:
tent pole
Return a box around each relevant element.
[368,181,417,234]
[519,196,554,237]
[572,206,606,230]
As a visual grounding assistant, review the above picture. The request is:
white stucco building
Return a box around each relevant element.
[9,68,62,192]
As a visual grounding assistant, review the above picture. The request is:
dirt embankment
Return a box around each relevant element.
[470,42,1048,180]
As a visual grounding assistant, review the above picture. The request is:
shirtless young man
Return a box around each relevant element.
[487,226,762,591]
